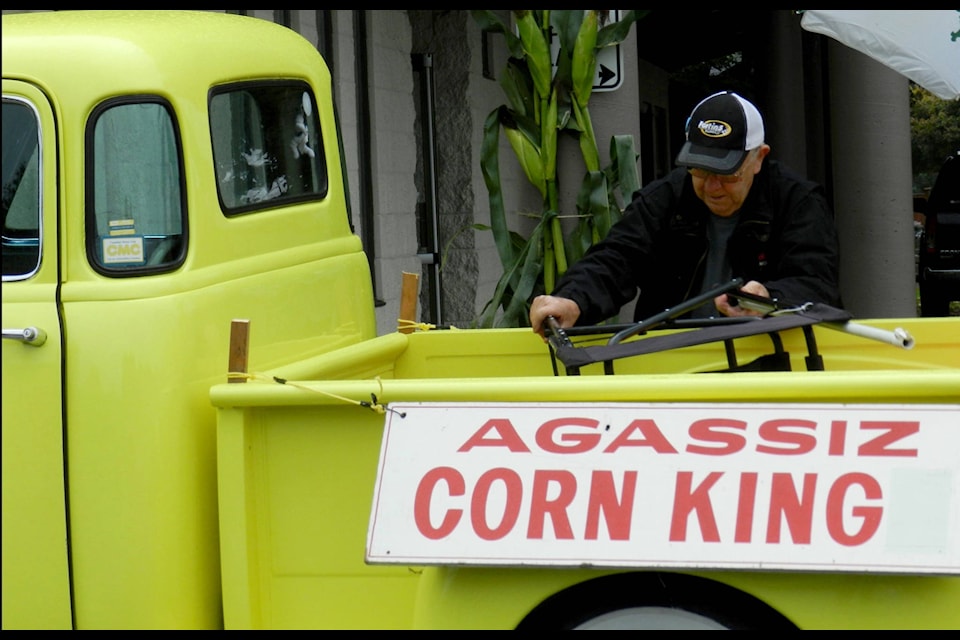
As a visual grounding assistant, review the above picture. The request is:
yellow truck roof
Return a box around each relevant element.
[4,9,353,279]
[3,10,330,100]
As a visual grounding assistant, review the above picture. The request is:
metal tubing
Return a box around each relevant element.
[822,322,915,349]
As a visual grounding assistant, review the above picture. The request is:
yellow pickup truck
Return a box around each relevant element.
[3,9,958,631]
[2,10,374,630]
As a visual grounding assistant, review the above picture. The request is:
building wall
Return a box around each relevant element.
[365,11,422,332]
[4,9,923,331]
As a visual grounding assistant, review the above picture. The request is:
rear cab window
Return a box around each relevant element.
[2,98,41,280]
[210,81,327,215]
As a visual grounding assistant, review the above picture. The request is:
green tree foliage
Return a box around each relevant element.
[470,10,646,327]
[910,84,960,194]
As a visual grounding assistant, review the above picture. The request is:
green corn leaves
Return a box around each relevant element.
[571,10,598,108]
[515,10,552,100]
[472,10,643,327]
[542,88,559,189]
[503,116,547,199]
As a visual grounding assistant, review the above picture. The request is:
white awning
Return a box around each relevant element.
[800,10,960,100]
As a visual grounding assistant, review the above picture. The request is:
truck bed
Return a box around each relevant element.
[210,315,960,629]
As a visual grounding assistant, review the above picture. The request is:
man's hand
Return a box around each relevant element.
[529,295,581,341]
[714,280,771,317]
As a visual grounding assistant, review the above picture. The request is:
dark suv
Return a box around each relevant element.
[918,151,960,316]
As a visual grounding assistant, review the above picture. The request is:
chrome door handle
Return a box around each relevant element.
[2,327,48,346]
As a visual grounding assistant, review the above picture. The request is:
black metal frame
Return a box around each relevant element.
[544,279,849,376]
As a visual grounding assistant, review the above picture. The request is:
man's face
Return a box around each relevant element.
[689,145,770,217]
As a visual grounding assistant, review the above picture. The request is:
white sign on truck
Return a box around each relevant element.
[367,401,960,574]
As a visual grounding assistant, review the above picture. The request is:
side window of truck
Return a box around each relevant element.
[2,98,41,280]
[87,98,187,274]
[210,82,327,214]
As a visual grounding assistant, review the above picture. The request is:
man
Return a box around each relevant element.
[529,90,843,338]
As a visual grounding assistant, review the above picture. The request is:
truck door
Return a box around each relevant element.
[2,83,73,629]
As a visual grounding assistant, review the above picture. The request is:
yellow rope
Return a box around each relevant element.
[396,318,459,332]
[225,372,404,417]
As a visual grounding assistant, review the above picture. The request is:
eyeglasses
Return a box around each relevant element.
[687,167,746,184]
[687,150,758,184]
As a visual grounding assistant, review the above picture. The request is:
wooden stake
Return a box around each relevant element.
[399,272,419,334]
[228,319,250,382]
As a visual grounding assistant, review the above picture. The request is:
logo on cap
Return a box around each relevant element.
[698,119,733,138]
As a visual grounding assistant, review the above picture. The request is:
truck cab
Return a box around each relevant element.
[2,10,374,629]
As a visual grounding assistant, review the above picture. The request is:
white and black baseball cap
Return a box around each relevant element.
[675,91,765,175]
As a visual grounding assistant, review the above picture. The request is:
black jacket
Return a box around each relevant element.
[552,160,843,324]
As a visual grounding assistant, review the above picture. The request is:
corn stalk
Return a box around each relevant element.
[472,10,646,327]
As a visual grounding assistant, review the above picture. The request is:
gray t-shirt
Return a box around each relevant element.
[692,211,741,318]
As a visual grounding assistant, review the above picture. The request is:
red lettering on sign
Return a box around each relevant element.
[670,471,722,542]
[858,421,919,457]
[414,466,464,539]
[686,419,747,455]
[536,418,601,453]
[414,468,644,543]
[767,473,816,543]
[734,472,758,543]
[527,470,576,539]
[826,472,883,545]
[756,419,818,455]
[603,419,679,454]
[458,419,531,452]
[585,471,637,541]
[456,414,922,458]
[471,467,523,540]
[669,471,881,546]
[829,420,847,456]
[413,465,887,549]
